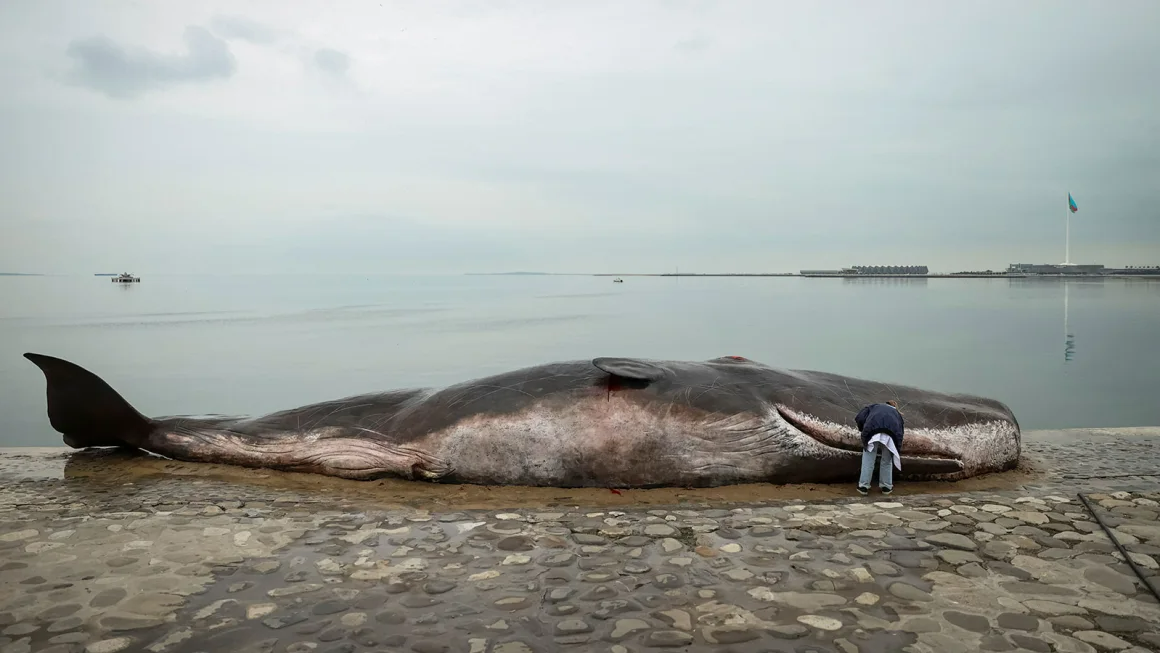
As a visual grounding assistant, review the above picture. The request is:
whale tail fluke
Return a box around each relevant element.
[23,353,153,449]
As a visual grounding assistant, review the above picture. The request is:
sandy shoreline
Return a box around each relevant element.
[3,427,1157,511]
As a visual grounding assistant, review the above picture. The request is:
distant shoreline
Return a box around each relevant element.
[592,273,797,277]
[5,271,1157,280]
[589,273,1160,279]
[466,271,1160,279]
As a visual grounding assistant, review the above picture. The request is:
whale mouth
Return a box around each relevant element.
[776,405,966,474]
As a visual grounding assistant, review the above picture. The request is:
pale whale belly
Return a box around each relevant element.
[429,398,792,487]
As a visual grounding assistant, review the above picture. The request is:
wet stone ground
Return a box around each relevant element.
[1,429,1159,653]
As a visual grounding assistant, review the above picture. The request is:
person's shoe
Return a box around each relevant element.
[881,486,893,495]
[857,486,870,496]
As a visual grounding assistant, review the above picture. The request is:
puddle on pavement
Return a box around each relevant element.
[0,447,75,480]
[0,446,1045,510]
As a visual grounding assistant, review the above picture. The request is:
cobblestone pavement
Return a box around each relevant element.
[1,429,1158,653]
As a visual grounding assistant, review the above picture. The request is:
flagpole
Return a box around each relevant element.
[1065,196,1071,265]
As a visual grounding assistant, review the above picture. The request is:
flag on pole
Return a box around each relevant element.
[1068,193,1078,213]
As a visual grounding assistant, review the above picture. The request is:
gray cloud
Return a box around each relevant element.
[313,48,350,76]
[209,15,350,78]
[65,26,236,98]
[674,37,709,53]
[210,15,280,45]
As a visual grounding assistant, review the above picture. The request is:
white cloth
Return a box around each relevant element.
[867,433,901,470]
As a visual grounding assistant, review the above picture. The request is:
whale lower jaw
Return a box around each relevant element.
[775,405,969,477]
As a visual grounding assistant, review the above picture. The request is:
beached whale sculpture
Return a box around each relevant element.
[24,353,1020,487]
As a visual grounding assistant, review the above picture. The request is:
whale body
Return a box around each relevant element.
[24,353,1020,487]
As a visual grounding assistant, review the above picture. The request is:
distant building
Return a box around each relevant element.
[800,265,928,276]
[849,265,929,275]
[800,263,1159,277]
[1006,263,1105,275]
[1107,266,1160,275]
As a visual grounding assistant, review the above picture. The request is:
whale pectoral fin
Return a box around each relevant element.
[412,461,451,481]
[592,358,665,383]
[404,448,455,482]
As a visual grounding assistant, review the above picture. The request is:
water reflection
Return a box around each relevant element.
[1005,278,1086,364]
[840,277,929,286]
[1064,282,1075,362]
[1005,277,1105,288]
[1123,278,1160,294]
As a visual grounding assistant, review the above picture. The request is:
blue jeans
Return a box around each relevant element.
[859,446,893,490]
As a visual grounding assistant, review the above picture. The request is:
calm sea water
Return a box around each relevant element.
[1,274,1158,447]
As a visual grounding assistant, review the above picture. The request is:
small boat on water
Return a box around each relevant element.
[111,273,140,283]
[613,277,624,283]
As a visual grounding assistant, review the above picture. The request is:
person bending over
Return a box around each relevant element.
[854,400,903,495]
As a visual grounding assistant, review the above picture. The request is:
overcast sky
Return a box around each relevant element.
[1,0,1157,274]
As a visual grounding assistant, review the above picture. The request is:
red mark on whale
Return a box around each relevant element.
[605,374,624,401]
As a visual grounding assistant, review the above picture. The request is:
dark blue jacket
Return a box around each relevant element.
[855,403,904,450]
